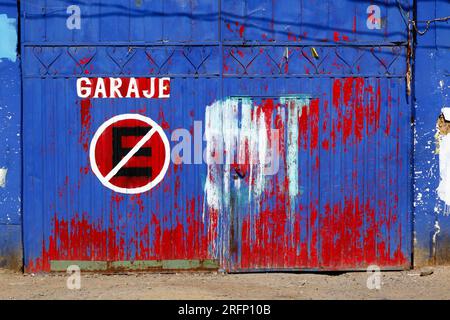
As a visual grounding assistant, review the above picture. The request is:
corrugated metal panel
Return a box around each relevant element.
[216,77,411,271]
[22,0,412,272]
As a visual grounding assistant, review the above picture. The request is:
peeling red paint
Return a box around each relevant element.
[237,183,406,270]
[79,99,92,152]
[239,25,245,38]
[333,31,340,42]
[331,78,382,150]
[27,197,212,272]
[226,21,245,39]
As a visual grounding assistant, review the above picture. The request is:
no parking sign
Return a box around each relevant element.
[89,114,170,194]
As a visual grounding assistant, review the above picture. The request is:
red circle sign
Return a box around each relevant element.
[89,114,170,194]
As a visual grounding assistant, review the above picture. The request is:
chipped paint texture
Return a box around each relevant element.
[204,97,282,259]
[414,0,450,265]
[0,168,7,188]
[202,88,408,271]
[438,143,450,210]
[0,14,17,63]
[442,107,450,122]
[437,126,450,214]
[282,98,302,201]
[204,98,290,213]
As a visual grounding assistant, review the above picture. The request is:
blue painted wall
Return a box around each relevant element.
[414,0,450,265]
[0,0,22,270]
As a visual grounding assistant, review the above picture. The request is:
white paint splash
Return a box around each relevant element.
[204,97,310,214]
[254,109,268,198]
[437,133,450,215]
[433,220,441,246]
[238,98,253,193]
[203,98,274,213]
[222,98,239,208]
[204,100,223,213]
[203,97,312,256]
[442,107,450,121]
[0,167,7,188]
[282,97,310,211]
[284,98,300,201]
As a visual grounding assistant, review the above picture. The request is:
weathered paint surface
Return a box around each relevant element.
[437,107,450,212]
[207,77,410,271]
[19,0,415,272]
[0,1,22,270]
[0,168,7,188]
[414,0,450,265]
[437,133,450,209]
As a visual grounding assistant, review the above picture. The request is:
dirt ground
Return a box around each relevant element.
[0,267,449,300]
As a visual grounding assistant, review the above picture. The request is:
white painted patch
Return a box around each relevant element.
[0,167,7,188]
[203,98,275,211]
[437,133,450,212]
[282,97,310,209]
[222,98,239,208]
[203,97,309,217]
[442,107,450,122]
[204,100,223,213]
[285,99,300,201]
[433,220,441,246]
[254,109,268,198]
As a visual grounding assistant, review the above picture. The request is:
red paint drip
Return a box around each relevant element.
[309,99,320,153]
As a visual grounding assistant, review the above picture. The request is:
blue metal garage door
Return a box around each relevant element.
[21,0,412,272]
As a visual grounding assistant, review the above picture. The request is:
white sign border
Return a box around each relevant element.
[89,113,170,194]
